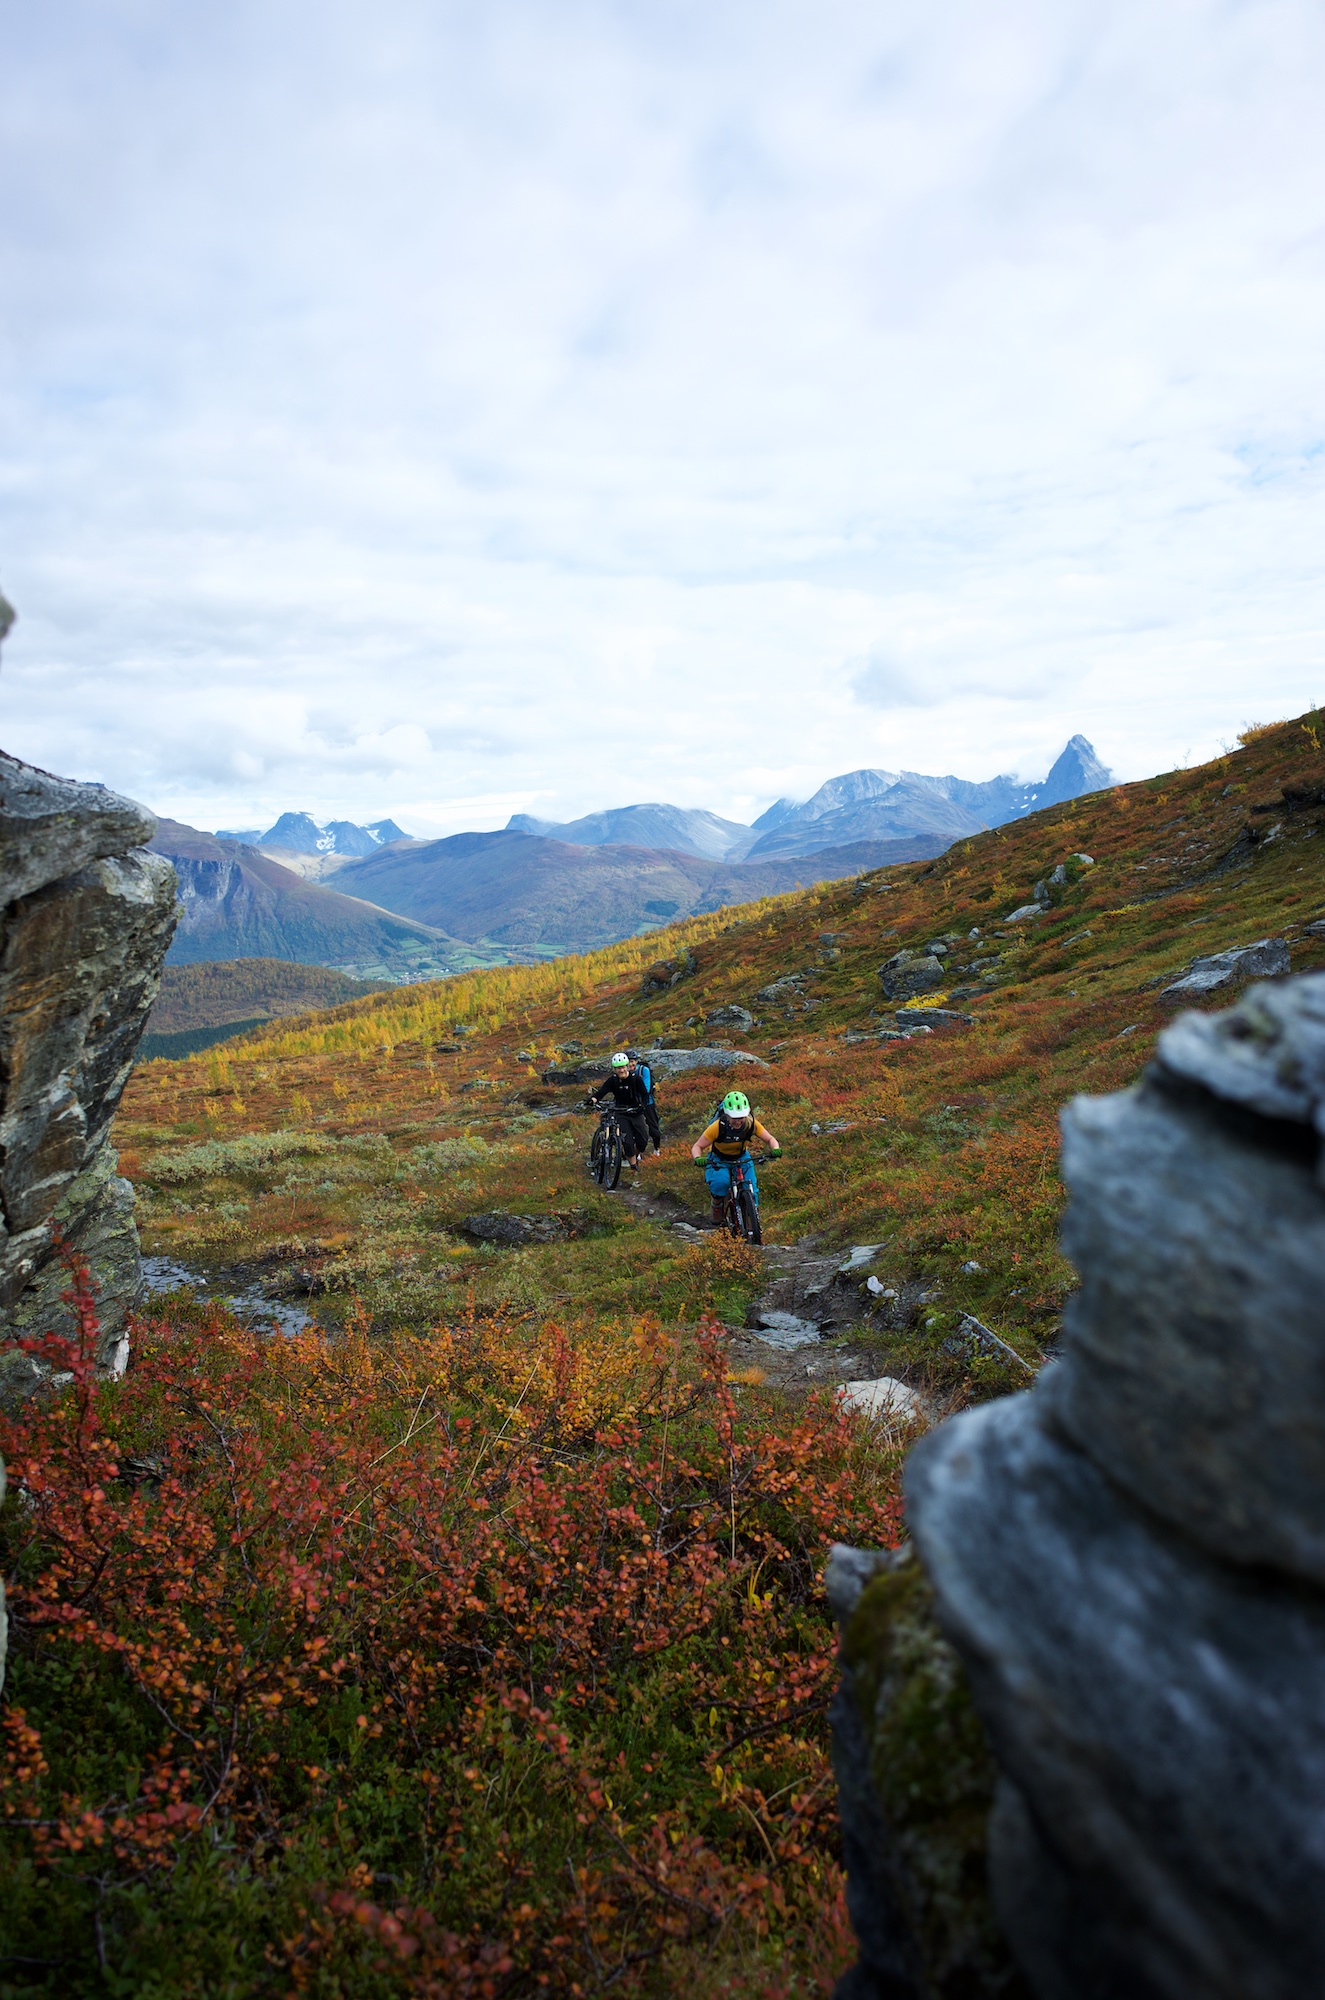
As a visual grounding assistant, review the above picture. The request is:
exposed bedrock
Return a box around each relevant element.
[0,620,177,1402]
[831,967,1325,1999]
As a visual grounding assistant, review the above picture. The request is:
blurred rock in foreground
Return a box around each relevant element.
[832,966,1325,1999]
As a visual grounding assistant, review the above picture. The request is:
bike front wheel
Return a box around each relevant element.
[736,1183,762,1245]
[602,1122,623,1190]
[589,1127,606,1184]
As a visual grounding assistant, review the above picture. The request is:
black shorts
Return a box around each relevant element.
[616,1110,650,1157]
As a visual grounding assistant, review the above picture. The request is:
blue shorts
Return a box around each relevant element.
[705,1155,757,1201]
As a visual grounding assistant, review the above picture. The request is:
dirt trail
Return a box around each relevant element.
[607,1163,917,1400]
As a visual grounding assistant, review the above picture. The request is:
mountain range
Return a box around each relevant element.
[504,737,1110,861]
[740,736,1110,857]
[507,803,758,861]
[217,811,409,856]
[323,830,932,952]
[149,735,1110,991]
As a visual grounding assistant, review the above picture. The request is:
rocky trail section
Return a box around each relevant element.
[606,1167,954,1412]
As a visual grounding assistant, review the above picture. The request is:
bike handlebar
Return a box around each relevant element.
[697,1150,779,1167]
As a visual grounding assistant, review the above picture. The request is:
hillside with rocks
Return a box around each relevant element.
[4,707,1324,1994]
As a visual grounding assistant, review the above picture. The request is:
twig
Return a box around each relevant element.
[960,1313,1036,1375]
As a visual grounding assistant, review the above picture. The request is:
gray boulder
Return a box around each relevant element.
[0,732,176,1385]
[1161,936,1288,1000]
[706,1003,755,1030]
[640,946,698,993]
[1047,1062,1325,1581]
[892,1008,973,1031]
[457,1211,570,1246]
[907,1394,1325,2000]
[879,951,947,1002]
[833,966,1325,1999]
[640,1046,769,1079]
[756,972,810,1006]
[1156,971,1325,1129]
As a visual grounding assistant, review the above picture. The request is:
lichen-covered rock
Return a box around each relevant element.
[907,1395,1325,2000]
[1048,1067,1325,1580]
[457,1211,571,1247]
[755,971,808,1005]
[705,1003,755,1029]
[892,966,1325,1999]
[827,1545,1028,2000]
[0,722,177,1391]
[1161,936,1289,1001]
[0,746,155,906]
[879,952,947,1003]
[640,947,698,993]
[1155,969,1325,1129]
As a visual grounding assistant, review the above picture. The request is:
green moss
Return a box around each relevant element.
[844,1557,1018,1994]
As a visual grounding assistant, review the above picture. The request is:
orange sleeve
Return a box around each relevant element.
[699,1122,720,1146]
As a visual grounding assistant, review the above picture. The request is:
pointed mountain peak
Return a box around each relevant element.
[1039,737,1112,807]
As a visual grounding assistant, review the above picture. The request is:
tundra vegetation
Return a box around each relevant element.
[3,714,1325,1995]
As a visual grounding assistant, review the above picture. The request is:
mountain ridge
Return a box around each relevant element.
[328,828,938,953]
[217,812,411,856]
[149,820,494,981]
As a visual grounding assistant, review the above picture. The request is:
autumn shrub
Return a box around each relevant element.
[0,1267,900,1996]
[146,1129,321,1184]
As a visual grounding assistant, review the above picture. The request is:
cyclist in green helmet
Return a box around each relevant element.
[691,1089,780,1226]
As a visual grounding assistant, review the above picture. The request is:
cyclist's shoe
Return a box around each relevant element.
[628,1159,639,1172]
[710,1198,725,1225]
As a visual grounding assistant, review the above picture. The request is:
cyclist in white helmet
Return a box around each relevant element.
[587,1052,653,1171]
[691,1090,780,1226]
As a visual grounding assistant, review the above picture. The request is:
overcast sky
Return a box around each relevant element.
[2,0,1324,836]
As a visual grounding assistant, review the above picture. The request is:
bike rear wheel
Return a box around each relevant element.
[602,1122,623,1190]
[736,1183,762,1244]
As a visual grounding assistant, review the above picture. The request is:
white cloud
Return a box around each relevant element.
[2,0,1324,830]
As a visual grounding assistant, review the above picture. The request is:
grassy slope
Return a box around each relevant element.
[118,713,1325,1384]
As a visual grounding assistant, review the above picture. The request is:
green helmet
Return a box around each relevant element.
[721,1090,751,1117]
[611,1051,630,1069]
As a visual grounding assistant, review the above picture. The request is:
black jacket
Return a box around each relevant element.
[591,1069,652,1113]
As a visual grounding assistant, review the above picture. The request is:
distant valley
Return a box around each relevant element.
[141,960,391,1060]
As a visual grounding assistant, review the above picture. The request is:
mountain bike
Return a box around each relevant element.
[714,1152,770,1245]
[588,1104,625,1189]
